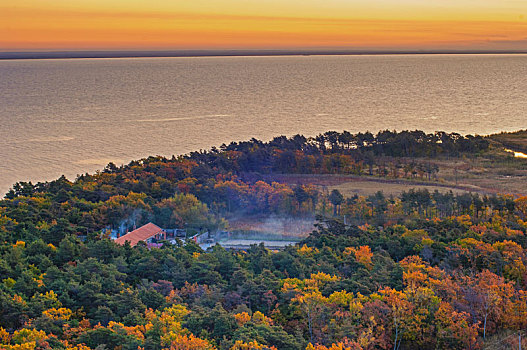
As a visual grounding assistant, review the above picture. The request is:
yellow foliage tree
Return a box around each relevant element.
[234,312,251,327]
[42,307,73,321]
[0,327,10,344]
[10,328,47,345]
[251,311,273,326]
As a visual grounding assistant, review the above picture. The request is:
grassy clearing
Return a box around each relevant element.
[327,179,470,197]
[491,129,527,153]
[261,149,527,197]
[263,173,480,196]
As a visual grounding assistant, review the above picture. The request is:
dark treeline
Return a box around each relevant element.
[186,130,488,174]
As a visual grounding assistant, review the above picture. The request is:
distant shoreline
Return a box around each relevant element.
[1,49,527,60]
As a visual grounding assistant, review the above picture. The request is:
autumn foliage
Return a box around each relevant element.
[2,131,527,349]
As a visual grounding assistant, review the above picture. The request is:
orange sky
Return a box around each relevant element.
[2,0,527,50]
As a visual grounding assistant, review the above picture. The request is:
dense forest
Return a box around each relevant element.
[1,130,527,349]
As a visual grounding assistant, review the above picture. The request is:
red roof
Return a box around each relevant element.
[115,223,165,246]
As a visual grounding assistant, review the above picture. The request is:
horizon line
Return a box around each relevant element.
[2,49,527,60]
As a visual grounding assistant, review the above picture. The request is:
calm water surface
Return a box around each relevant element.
[1,54,527,194]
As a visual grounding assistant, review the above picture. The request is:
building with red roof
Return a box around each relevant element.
[114,223,166,246]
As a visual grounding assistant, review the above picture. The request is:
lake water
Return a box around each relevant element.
[1,54,527,195]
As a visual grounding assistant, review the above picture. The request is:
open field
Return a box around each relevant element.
[434,149,527,196]
[261,173,485,196]
[259,149,527,197]
[491,130,527,153]
[328,180,471,197]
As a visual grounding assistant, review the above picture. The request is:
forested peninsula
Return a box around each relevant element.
[2,130,527,350]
